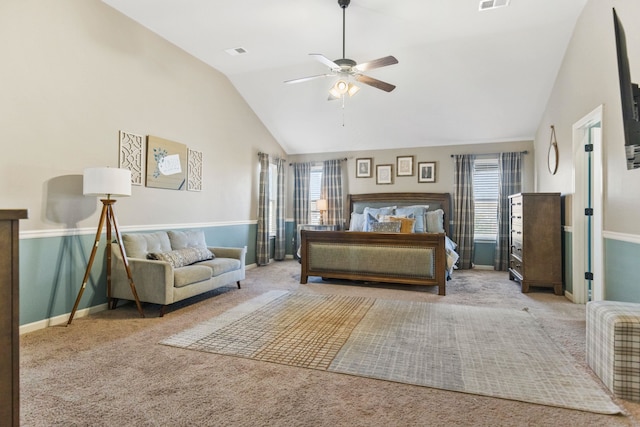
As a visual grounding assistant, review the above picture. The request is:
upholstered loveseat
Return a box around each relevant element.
[110,229,246,316]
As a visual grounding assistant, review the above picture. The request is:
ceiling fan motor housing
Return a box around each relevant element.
[338,0,350,9]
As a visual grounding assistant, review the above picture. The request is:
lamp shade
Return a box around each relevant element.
[83,167,131,197]
[316,199,328,211]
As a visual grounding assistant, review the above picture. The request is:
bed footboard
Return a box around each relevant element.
[300,230,446,295]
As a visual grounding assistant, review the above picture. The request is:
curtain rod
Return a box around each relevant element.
[450,150,528,158]
[289,157,347,166]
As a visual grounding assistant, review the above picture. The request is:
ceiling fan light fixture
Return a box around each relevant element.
[329,80,359,98]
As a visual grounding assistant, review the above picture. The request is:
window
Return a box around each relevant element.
[268,163,277,236]
[309,164,323,225]
[473,157,499,241]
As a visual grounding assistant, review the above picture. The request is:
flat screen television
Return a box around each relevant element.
[613,8,640,170]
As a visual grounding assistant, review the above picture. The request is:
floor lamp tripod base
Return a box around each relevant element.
[67,199,144,325]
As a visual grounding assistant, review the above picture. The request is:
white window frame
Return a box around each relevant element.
[309,164,323,225]
[473,157,499,242]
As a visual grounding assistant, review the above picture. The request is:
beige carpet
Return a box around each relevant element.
[19,261,640,426]
[162,290,620,415]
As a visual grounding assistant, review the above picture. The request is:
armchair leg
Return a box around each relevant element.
[237,281,241,289]
[111,298,119,310]
[160,305,167,317]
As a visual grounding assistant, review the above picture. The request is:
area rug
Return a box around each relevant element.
[161,290,621,415]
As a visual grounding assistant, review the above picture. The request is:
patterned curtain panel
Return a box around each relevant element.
[453,154,475,269]
[292,162,311,250]
[321,159,344,228]
[494,152,523,270]
[256,152,270,266]
[274,158,286,261]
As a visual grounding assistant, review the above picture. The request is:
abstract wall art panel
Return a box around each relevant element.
[146,135,188,190]
[119,131,144,186]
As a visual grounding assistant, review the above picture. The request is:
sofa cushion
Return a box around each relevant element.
[197,258,242,277]
[173,265,213,288]
[123,232,172,259]
[167,229,208,250]
[148,247,214,268]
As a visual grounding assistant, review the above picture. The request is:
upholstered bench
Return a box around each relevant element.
[586,301,640,401]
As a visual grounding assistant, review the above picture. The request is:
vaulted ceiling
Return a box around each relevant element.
[101,0,588,154]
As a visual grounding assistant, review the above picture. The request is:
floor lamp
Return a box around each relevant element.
[67,167,145,325]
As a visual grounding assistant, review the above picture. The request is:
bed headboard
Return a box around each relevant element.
[346,192,452,235]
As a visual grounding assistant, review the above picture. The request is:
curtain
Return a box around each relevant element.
[321,159,344,228]
[494,152,523,270]
[274,158,286,261]
[256,153,270,266]
[453,154,475,269]
[292,162,311,251]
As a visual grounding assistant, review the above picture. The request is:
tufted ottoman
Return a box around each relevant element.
[587,301,640,401]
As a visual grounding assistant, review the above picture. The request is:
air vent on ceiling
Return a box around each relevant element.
[479,0,510,11]
[224,47,248,56]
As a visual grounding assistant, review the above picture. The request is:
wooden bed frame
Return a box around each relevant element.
[300,192,452,295]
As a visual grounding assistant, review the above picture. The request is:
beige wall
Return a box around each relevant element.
[287,140,534,217]
[0,0,284,232]
[534,0,640,234]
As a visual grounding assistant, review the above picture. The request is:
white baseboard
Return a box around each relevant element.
[20,303,109,335]
[473,265,495,271]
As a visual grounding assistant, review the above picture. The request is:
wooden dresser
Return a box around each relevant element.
[508,193,562,295]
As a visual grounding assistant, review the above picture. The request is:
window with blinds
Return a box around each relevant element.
[473,157,499,241]
[309,164,323,225]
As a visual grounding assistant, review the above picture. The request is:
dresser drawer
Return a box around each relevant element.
[509,256,524,277]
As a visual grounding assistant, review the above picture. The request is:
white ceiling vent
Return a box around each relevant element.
[224,47,248,56]
[479,0,510,11]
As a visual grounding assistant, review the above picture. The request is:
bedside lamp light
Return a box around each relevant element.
[316,199,328,225]
[68,167,144,325]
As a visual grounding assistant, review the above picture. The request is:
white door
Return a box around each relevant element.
[572,106,604,303]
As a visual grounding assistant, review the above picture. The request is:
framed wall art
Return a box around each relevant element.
[146,135,188,190]
[356,158,372,178]
[418,162,436,183]
[187,149,203,191]
[118,130,144,186]
[396,155,414,176]
[376,164,393,185]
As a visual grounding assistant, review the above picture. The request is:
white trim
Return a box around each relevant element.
[563,225,573,233]
[19,303,109,335]
[473,265,495,270]
[19,220,257,240]
[604,230,640,245]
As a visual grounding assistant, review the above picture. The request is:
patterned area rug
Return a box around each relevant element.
[161,291,621,414]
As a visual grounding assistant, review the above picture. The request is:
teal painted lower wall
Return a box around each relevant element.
[562,230,640,302]
[473,241,495,266]
[18,222,300,327]
[605,237,640,302]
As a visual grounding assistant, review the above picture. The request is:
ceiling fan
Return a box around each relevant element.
[285,0,398,100]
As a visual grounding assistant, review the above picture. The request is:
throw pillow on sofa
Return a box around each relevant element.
[147,247,214,268]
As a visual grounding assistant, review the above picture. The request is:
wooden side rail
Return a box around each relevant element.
[300,230,446,295]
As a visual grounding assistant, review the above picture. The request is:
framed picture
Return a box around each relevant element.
[396,155,414,176]
[418,162,436,183]
[376,164,393,185]
[356,158,372,178]
[146,135,188,190]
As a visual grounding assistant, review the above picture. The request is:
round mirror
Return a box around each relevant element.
[548,143,558,175]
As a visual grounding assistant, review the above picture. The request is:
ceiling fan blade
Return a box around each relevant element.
[355,74,396,92]
[284,74,333,84]
[353,56,398,73]
[310,53,341,71]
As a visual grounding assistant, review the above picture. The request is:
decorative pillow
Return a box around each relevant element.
[389,216,416,233]
[395,205,429,232]
[147,247,214,268]
[425,209,445,233]
[349,212,365,231]
[167,229,207,250]
[370,221,402,233]
[362,206,396,231]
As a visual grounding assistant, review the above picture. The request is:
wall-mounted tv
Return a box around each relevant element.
[613,8,640,170]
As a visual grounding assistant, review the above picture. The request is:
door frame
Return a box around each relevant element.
[571,105,604,303]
